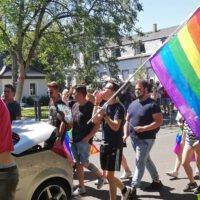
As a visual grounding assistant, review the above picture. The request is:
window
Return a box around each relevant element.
[111,47,121,58]
[140,43,145,53]
[161,37,167,43]
[134,41,145,55]
[122,70,129,81]
[30,83,37,96]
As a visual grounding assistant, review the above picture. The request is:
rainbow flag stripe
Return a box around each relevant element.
[150,7,200,138]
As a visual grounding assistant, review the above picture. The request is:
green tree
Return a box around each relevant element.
[0,0,142,101]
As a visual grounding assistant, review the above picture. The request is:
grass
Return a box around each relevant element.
[22,106,49,119]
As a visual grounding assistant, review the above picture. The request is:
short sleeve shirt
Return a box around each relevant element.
[102,103,125,148]
[6,101,21,122]
[72,101,94,144]
[127,98,161,139]
[0,99,13,153]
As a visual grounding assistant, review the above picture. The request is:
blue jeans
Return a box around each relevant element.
[130,136,159,188]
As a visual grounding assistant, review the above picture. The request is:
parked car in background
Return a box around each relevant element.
[12,119,73,200]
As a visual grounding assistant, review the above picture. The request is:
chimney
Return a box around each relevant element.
[153,23,157,32]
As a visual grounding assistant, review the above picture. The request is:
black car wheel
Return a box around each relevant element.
[31,179,71,200]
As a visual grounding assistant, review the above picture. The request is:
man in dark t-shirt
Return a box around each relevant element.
[127,98,161,140]
[3,84,21,122]
[93,80,132,200]
[124,80,163,197]
[71,85,104,196]
[101,103,125,148]
[71,100,94,144]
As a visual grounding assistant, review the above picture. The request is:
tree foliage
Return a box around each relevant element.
[0,0,143,101]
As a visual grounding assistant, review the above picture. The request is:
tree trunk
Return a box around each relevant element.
[11,54,18,89]
[15,64,26,102]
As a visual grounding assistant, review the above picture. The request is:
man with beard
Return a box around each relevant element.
[123,80,163,197]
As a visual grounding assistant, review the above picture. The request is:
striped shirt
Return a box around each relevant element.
[183,122,198,142]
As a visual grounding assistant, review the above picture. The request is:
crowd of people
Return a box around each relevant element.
[47,79,200,199]
[1,78,200,200]
[46,79,165,199]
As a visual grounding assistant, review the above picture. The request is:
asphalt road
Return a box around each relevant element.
[72,126,198,200]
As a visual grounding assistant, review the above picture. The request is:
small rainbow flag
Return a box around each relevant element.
[173,128,183,155]
[90,143,100,155]
[150,7,200,139]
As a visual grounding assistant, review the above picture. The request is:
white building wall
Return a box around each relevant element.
[145,39,162,53]
[23,79,48,98]
[0,79,13,96]
[0,78,47,99]
[97,37,162,82]
[121,44,134,57]
[0,79,3,96]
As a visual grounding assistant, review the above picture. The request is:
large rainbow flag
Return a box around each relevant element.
[149,7,200,139]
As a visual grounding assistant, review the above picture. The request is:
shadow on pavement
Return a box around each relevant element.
[121,180,197,200]
[72,186,122,200]
[136,193,196,200]
[73,171,197,200]
[71,182,122,200]
[140,182,196,200]
[137,189,196,200]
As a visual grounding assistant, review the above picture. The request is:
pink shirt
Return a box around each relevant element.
[0,99,13,153]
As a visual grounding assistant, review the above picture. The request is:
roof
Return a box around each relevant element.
[117,25,179,47]
[0,53,46,78]
[0,65,46,78]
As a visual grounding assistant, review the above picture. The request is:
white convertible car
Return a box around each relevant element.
[12,119,73,200]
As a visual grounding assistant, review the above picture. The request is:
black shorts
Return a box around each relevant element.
[100,145,122,171]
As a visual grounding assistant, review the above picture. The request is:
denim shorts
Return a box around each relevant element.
[0,165,19,200]
[71,141,91,164]
[185,137,199,148]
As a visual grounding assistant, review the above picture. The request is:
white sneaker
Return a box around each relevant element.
[94,177,108,185]
[166,171,178,178]
[120,171,132,179]
[72,186,86,196]
[122,186,133,200]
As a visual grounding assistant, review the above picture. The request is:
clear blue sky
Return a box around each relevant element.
[137,0,200,32]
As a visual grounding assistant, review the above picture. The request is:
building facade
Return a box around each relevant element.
[96,24,178,82]
[0,65,47,99]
